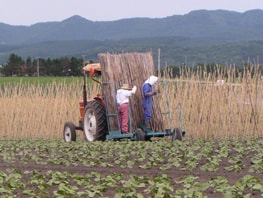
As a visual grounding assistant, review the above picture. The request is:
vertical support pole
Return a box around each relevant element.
[162,80,171,130]
[37,58,39,77]
[128,105,132,133]
[179,103,182,130]
[158,48,160,77]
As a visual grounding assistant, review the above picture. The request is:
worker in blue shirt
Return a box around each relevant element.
[142,76,159,128]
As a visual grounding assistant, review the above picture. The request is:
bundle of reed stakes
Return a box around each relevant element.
[99,52,165,132]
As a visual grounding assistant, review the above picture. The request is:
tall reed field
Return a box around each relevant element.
[0,64,262,140]
[163,64,263,139]
[0,77,100,140]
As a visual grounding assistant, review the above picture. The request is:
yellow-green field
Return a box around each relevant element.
[0,66,262,140]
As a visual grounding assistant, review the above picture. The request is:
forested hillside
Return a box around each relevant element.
[1,9,263,67]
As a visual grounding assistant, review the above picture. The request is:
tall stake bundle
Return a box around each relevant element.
[98,52,164,132]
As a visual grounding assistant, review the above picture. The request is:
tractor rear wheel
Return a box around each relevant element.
[63,122,77,142]
[83,100,107,141]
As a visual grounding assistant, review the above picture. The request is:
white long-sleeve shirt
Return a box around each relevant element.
[116,86,137,105]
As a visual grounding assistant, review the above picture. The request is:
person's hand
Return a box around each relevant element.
[131,86,137,94]
[152,91,157,96]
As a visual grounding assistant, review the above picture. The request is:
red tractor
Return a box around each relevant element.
[63,63,108,142]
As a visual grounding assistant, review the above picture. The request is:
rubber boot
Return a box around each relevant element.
[144,121,150,129]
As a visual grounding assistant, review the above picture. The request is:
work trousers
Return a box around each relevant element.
[118,103,129,133]
[143,99,153,122]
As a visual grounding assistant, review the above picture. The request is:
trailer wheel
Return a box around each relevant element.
[83,100,107,141]
[135,128,145,141]
[173,128,182,141]
[63,122,76,142]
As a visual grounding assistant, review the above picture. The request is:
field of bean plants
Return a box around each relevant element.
[0,138,263,197]
[1,65,263,197]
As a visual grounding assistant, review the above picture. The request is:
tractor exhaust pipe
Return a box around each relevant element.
[83,70,87,107]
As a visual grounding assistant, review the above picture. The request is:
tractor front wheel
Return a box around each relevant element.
[83,100,107,141]
[63,122,77,142]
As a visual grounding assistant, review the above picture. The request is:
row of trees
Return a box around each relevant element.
[0,53,86,76]
[0,53,260,78]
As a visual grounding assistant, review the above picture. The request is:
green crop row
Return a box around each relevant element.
[1,138,263,173]
[0,169,262,197]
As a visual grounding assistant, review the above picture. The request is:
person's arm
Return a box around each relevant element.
[143,84,156,96]
[144,91,157,96]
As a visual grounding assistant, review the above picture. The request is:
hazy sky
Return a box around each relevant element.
[1,0,263,25]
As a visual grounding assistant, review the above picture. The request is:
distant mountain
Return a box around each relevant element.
[1,9,263,66]
[1,9,263,45]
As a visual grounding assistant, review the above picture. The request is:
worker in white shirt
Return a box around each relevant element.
[116,83,137,133]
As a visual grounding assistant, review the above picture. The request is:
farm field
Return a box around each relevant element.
[1,66,263,198]
[0,76,83,85]
[1,73,263,140]
[0,138,263,197]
